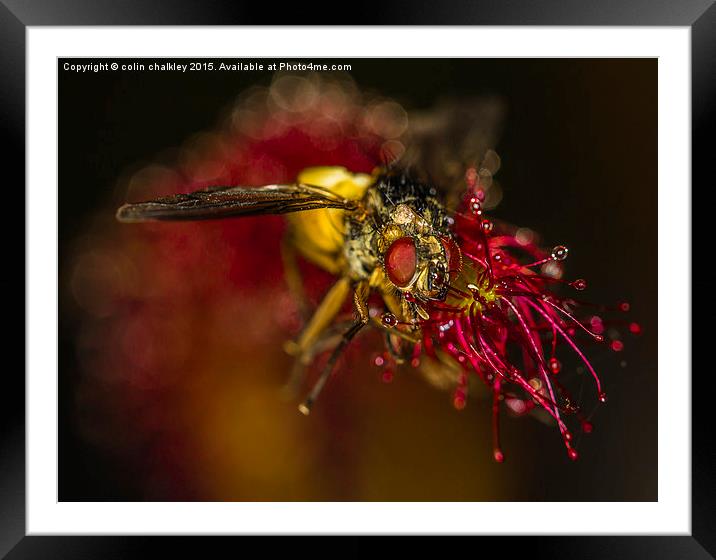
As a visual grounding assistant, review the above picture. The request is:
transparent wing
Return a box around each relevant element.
[398,97,505,208]
[116,184,356,223]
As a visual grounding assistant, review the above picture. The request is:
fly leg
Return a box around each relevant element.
[284,275,351,360]
[282,276,352,396]
[281,325,343,399]
[281,235,310,320]
[298,281,370,415]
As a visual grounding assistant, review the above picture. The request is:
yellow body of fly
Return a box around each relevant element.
[287,166,375,275]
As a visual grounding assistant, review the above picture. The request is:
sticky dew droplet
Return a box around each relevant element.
[548,357,561,374]
[381,312,398,327]
[551,245,569,261]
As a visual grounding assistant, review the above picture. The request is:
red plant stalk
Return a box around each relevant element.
[417,180,637,462]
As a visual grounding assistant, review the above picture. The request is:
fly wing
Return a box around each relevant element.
[116,184,356,223]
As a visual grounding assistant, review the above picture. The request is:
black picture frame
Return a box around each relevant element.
[2,1,710,557]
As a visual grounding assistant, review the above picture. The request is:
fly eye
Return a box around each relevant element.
[385,237,417,288]
[441,237,463,273]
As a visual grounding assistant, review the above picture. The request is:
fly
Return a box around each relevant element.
[115,159,494,413]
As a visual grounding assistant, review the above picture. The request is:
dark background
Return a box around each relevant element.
[59,58,657,501]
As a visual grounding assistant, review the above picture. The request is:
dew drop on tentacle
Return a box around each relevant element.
[582,421,594,434]
[469,198,482,215]
[551,245,569,261]
[548,357,561,374]
[567,448,579,461]
[571,278,587,291]
[629,322,642,335]
[598,392,608,403]
[493,449,505,463]
[528,377,543,393]
[381,369,394,383]
[381,312,398,327]
[610,340,624,352]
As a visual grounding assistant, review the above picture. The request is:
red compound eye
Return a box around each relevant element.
[385,237,417,288]
[441,237,463,273]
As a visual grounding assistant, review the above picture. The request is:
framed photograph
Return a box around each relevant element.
[3,1,709,557]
